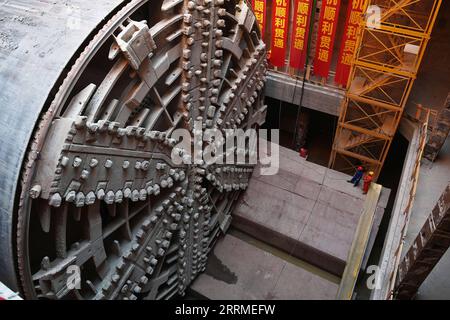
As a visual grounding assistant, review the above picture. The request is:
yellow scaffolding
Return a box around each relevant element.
[329,0,442,179]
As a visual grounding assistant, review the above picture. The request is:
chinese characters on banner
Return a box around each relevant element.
[270,0,290,67]
[289,0,313,70]
[313,0,341,78]
[252,0,267,34]
[335,0,365,86]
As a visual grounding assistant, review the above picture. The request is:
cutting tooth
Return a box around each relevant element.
[75,192,85,207]
[96,189,105,200]
[49,193,62,207]
[30,185,42,199]
[85,191,96,205]
[115,190,123,203]
[105,191,115,204]
[65,190,76,202]
[131,190,140,202]
[41,256,51,271]
[139,189,147,201]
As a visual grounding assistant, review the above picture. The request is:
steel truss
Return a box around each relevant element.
[329,0,442,178]
[394,184,450,299]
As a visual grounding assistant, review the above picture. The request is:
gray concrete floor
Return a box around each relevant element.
[403,138,450,299]
[191,233,340,300]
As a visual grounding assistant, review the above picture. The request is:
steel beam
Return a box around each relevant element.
[394,184,450,299]
[329,0,442,179]
[265,71,344,116]
[424,93,450,161]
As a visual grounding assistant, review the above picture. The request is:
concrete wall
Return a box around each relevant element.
[265,71,344,116]
[371,118,422,299]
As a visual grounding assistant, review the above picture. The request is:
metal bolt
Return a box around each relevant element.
[73,157,82,168]
[29,185,42,199]
[105,159,113,168]
[80,169,90,180]
[89,158,98,168]
[135,161,142,170]
[60,156,70,167]
[41,256,50,270]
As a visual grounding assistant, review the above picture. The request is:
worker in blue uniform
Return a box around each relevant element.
[347,166,364,187]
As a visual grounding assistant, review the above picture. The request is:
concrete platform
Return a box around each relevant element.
[233,144,390,277]
[191,144,390,300]
[191,234,339,300]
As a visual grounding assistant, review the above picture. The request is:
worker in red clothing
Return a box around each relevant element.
[363,171,374,194]
[299,147,308,159]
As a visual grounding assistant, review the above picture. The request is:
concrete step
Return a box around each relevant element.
[233,144,390,277]
[191,144,390,299]
[190,234,340,300]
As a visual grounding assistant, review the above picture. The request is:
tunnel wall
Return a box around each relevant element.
[0,0,125,290]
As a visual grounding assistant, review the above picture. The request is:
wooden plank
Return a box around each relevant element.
[336,183,382,299]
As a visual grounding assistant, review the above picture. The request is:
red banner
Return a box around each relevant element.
[289,0,313,69]
[252,0,267,34]
[269,0,290,67]
[313,0,341,78]
[335,0,365,86]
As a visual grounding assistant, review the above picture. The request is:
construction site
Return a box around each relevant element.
[0,0,449,301]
